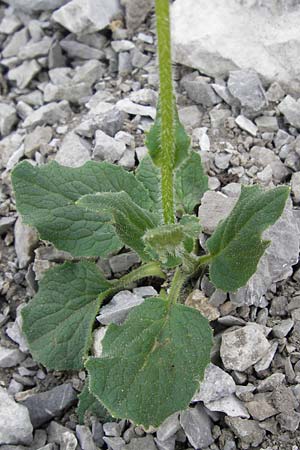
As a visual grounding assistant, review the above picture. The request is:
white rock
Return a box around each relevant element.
[2,27,29,58]
[198,191,236,234]
[124,0,153,32]
[8,60,41,90]
[291,172,300,203]
[0,103,17,136]
[116,98,156,119]
[93,130,126,163]
[133,286,158,297]
[111,40,135,52]
[6,305,29,353]
[0,387,33,445]
[180,405,214,449]
[23,101,72,127]
[43,82,91,104]
[254,341,278,372]
[230,199,300,306]
[53,0,120,34]
[221,324,271,371]
[0,14,21,34]
[0,345,25,368]
[55,131,91,168]
[156,412,181,442]
[0,132,23,169]
[19,36,52,60]
[193,363,236,403]
[205,394,250,418]
[171,0,300,92]
[129,88,158,106]
[278,95,300,128]
[235,115,258,136]
[96,290,144,325]
[92,327,107,357]
[5,0,69,12]
[14,217,38,269]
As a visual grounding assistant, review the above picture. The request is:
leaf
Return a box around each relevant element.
[207,185,290,292]
[77,192,160,261]
[146,100,190,169]
[86,297,213,428]
[135,155,162,215]
[143,217,201,267]
[22,261,112,370]
[175,151,208,214]
[77,380,114,424]
[12,160,152,257]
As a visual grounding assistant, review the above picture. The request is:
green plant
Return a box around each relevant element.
[11,0,289,429]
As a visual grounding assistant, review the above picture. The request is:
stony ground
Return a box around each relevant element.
[0,1,300,450]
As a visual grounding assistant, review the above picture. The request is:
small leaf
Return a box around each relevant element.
[77,380,114,424]
[175,151,208,214]
[207,185,290,292]
[135,155,162,215]
[22,261,111,370]
[77,192,160,261]
[12,160,152,257]
[143,224,184,267]
[86,297,213,428]
[146,100,190,169]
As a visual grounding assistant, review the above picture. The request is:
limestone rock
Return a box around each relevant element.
[0,103,17,136]
[55,131,91,167]
[0,388,33,445]
[198,191,236,234]
[97,290,144,325]
[7,60,40,89]
[193,363,236,403]
[123,0,153,32]
[172,0,300,92]
[180,405,214,449]
[14,217,38,269]
[5,0,69,12]
[23,101,72,127]
[278,95,300,128]
[53,0,121,35]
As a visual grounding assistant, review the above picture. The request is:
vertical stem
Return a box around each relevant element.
[155,0,175,224]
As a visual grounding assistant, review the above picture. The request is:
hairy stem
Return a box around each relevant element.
[168,267,189,305]
[112,261,166,290]
[155,0,175,224]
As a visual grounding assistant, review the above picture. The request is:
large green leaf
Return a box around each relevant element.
[207,185,290,292]
[86,297,213,428]
[135,155,162,215]
[175,151,208,214]
[77,192,160,261]
[77,380,114,424]
[22,261,111,370]
[146,100,190,169]
[12,160,152,257]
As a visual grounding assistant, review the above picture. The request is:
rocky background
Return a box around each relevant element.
[0,0,300,449]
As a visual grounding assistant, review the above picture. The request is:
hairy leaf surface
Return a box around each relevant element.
[77,380,113,424]
[12,161,152,257]
[207,185,289,292]
[175,151,208,214]
[146,100,190,169]
[135,155,162,214]
[77,192,160,261]
[22,261,111,370]
[86,297,213,427]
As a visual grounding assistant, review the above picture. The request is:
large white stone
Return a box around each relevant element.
[52,0,120,35]
[4,0,69,11]
[171,0,300,91]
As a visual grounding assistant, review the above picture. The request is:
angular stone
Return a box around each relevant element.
[124,0,153,32]
[180,405,214,449]
[171,0,300,91]
[133,286,158,297]
[0,103,17,136]
[0,132,23,169]
[20,383,77,427]
[73,60,104,86]
[122,436,157,450]
[2,28,29,58]
[255,115,278,132]
[14,217,38,269]
[272,319,294,338]
[0,14,21,34]
[53,0,120,34]
[181,75,221,107]
[92,327,107,357]
[291,171,300,203]
[277,411,300,432]
[235,115,257,136]
[111,40,135,52]
[116,98,156,119]
[60,39,104,60]
[0,388,33,445]
[5,0,68,12]
[156,412,181,442]
[254,341,278,372]
[155,436,175,450]
[185,290,220,321]
[7,60,40,89]
[76,425,97,450]
[97,290,144,325]
[103,436,125,450]
[246,394,277,421]
[23,101,72,127]
[24,126,53,158]
[225,417,265,448]
[93,130,126,163]
[0,216,16,235]
[227,69,268,118]
[44,82,92,104]
[205,395,249,418]
[0,345,25,368]
[109,252,140,273]
[129,88,158,106]
[178,105,202,130]
[220,324,271,371]
[193,363,236,403]
[6,305,29,353]
[257,373,286,392]
[230,199,300,306]
[198,191,236,234]
[19,36,52,60]
[266,81,285,102]
[271,385,299,414]
[55,131,91,167]
[278,95,300,128]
